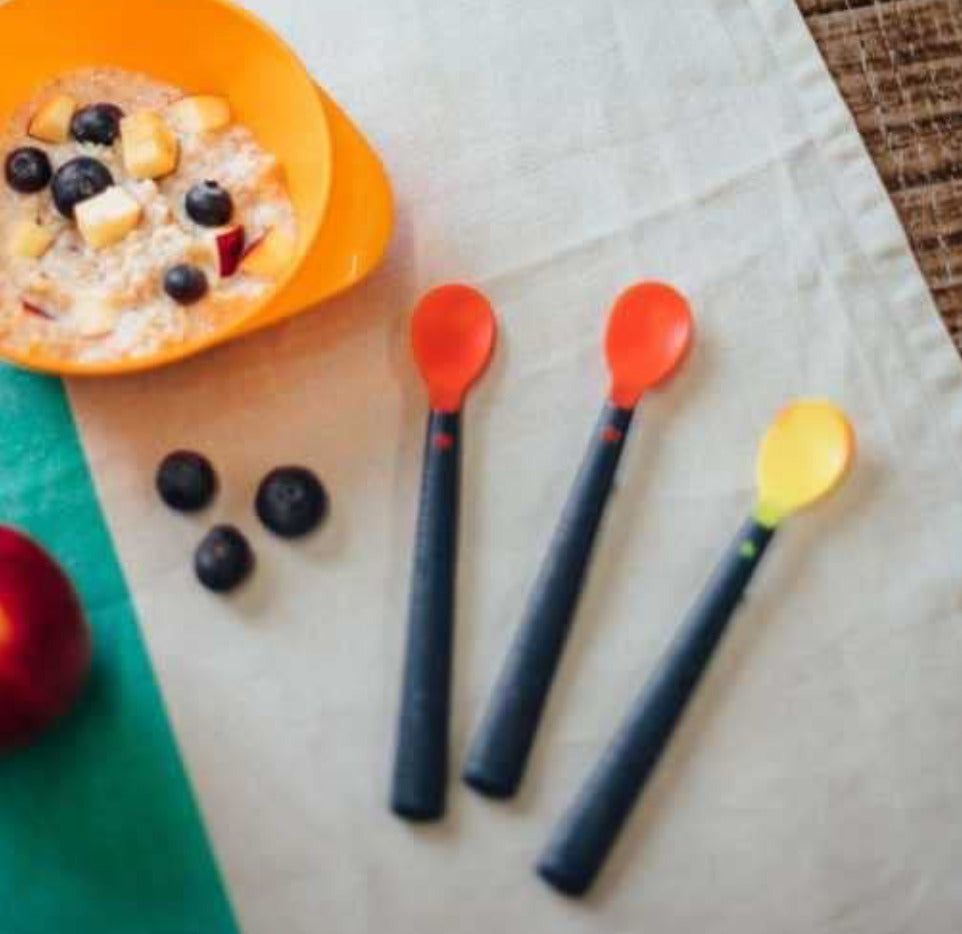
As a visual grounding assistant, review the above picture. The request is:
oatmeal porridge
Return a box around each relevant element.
[0,67,299,363]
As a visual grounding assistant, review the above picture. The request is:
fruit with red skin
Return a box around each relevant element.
[0,527,90,752]
[214,225,245,277]
[21,299,54,320]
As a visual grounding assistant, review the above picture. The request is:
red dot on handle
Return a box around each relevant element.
[602,427,623,444]
[433,432,455,450]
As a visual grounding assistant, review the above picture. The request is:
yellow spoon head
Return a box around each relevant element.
[755,400,855,527]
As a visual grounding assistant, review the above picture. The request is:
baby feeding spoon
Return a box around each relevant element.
[463,282,693,800]
[537,400,855,897]
[391,284,496,822]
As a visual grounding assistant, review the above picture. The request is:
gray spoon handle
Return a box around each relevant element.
[538,517,776,896]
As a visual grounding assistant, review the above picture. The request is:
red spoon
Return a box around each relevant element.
[463,282,692,799]
[391,284,496,822]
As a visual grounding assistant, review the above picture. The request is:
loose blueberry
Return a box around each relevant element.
[156,450,217,512]
[70,103,124,146]
[194,525,254,593]
[163,264,209,305]
[4,147,52,193]
[51,156,114,218]
[185,180,233,227]
[255,467,328,539]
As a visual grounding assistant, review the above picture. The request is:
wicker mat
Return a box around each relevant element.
[801,0,962,348]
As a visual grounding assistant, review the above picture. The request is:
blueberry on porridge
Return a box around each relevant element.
[163,263,209,305]
[0,67,298,362]
[4,147,52,194]
[71,103,124,146]
[52,156,114,218]
[186,180,234,227]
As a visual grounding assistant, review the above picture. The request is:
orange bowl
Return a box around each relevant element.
[0,0,389,376]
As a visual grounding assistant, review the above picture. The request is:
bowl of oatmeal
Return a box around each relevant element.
[0,0,336,375]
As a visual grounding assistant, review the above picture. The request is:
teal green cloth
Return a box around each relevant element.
[0,368,239,934]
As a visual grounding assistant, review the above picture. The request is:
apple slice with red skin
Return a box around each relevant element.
[214,225,246,277]
[21,300,54,320]
[0,527,90,752]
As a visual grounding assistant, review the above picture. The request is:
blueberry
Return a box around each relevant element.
[156,450,217,512]
[255,467,328,539]
[185,180,233,227]
[70,103,124,145]
[52,156,114,218]
[163,264,209,305]
[194,525,254,593]
[4,147,52,193]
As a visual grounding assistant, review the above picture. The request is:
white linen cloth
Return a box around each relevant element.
[68,0,962,931]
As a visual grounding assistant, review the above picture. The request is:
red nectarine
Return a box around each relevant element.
[0,527,90,752]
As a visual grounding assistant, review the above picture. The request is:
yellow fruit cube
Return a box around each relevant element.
[28,94,78,143]
[72,294,120,337]
[168,95,232,133]
[239,228,297,279]
[75,186,143,249]
[8,218,56,258]
[121,111,179,179]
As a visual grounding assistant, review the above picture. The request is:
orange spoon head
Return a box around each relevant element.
[411,284,497,412]
[605,282,693,409]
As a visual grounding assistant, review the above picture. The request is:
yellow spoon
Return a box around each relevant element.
[754,401,855,528]
[537,400,855,897]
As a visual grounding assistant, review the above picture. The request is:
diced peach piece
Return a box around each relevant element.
[8,219,56,258]
[168,95,232,133]
[71,294,120,337]
[239,228,296,279]
[75,186,143,249]
[28,94,78,143]
[121,111,179,179]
